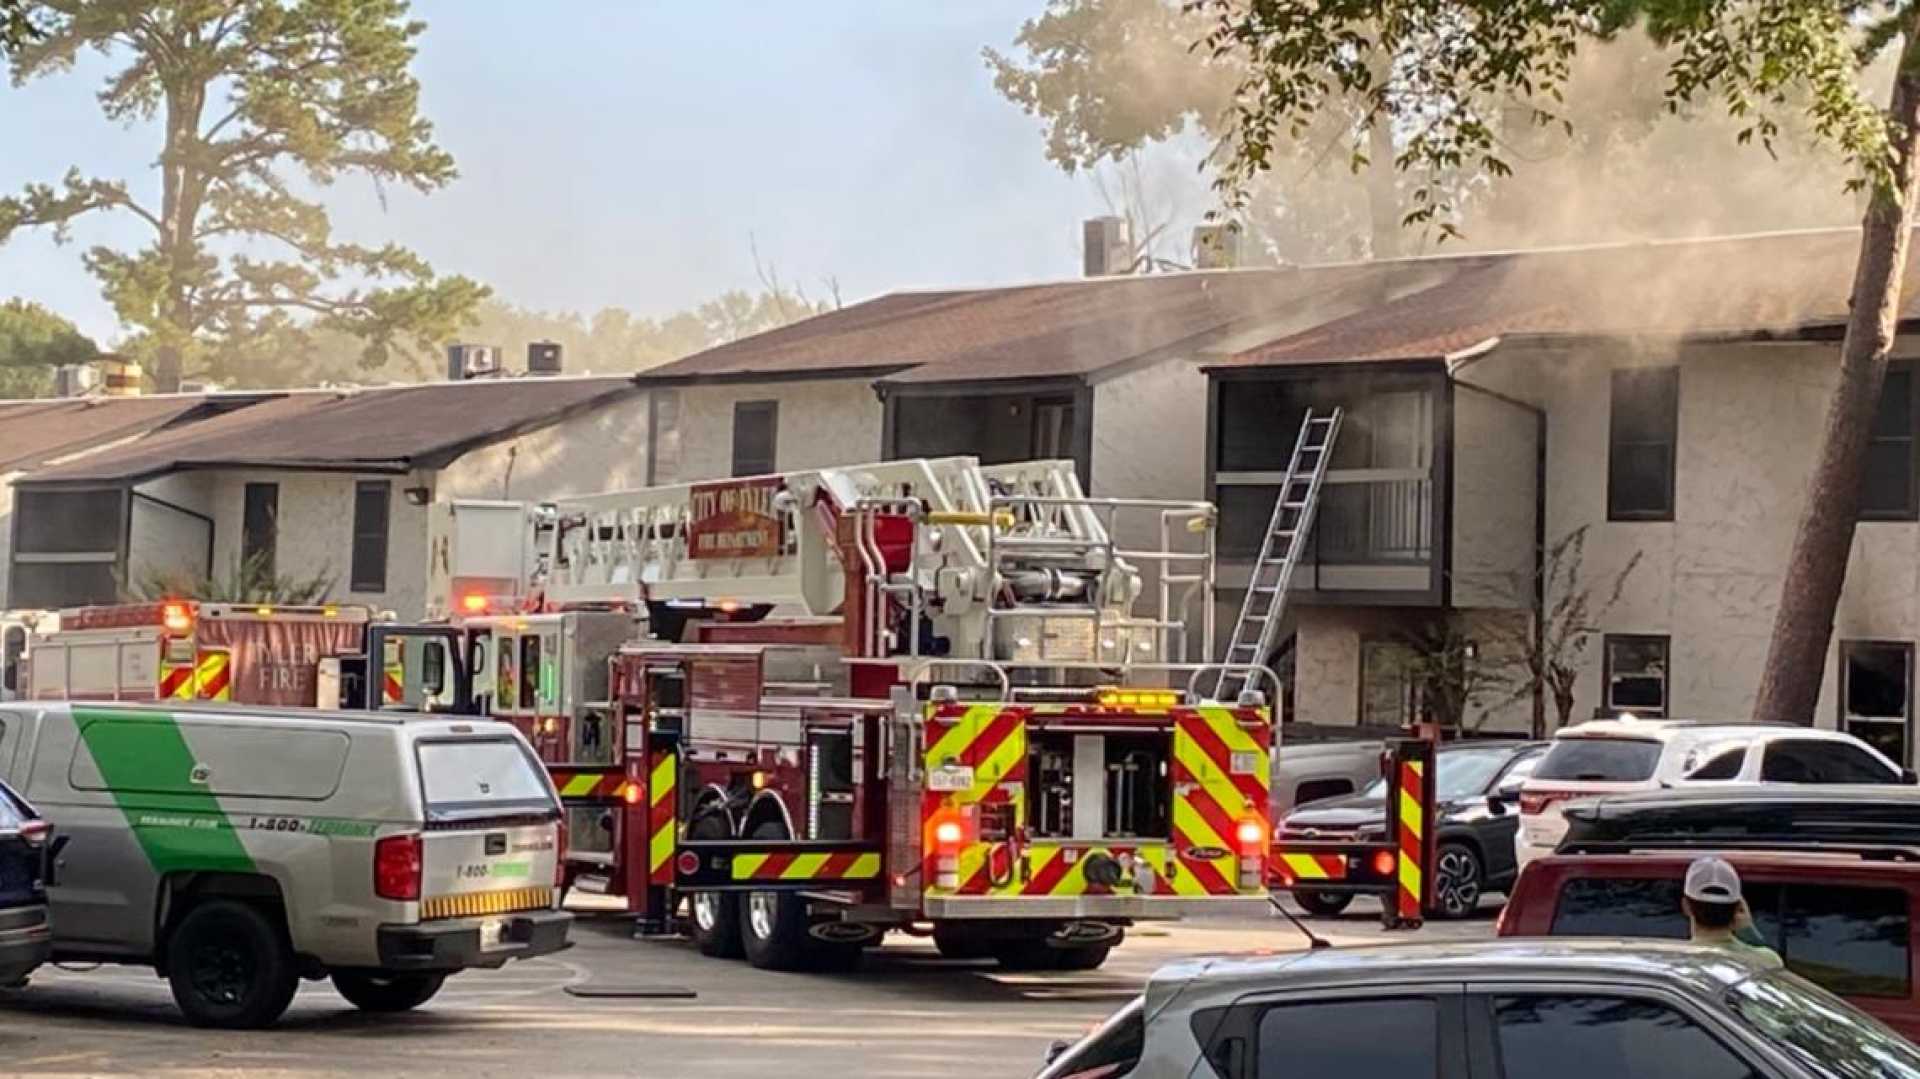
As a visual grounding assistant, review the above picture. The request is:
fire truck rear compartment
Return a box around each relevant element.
[1025,729,1171,841]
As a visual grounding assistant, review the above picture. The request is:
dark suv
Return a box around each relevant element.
[0,779,52,986]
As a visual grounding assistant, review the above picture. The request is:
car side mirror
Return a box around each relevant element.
[1486,794,1509,816]
[1045,1039,1072,1065]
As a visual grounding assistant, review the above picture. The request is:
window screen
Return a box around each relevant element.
[1603,635,1669,715]
[731,400,778,477]
[1608,367,1679,520]
[242,482,278,575]
[350,481,390,592]
[1862,362,1916,519]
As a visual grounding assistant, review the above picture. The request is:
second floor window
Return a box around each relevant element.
[1863,361,1917,520]
[1603,634,1669,717]
[732,400,778,477]
[1607,366,1678,521]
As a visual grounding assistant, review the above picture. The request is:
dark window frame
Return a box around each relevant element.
[1607,366,1679,522]
[1840,639,1913,769]
[242,481,279,576]
[731,399,779,477]
[350,480,391,593]
[1602,633,1670,717]
[1862,360,1918,521]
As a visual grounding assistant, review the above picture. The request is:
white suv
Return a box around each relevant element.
[1513,719,1910,869]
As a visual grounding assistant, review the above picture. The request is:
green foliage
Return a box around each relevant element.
[0,0,41,53]
[1192,0,1902,239]
[127,550,333,605]
[0,0,486,388]
[0,297,95,396]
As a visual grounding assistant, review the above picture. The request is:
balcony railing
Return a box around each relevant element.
[1315,472,1431,564]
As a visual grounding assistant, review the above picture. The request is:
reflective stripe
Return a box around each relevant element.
[560,773,600,798]
[648,753,676,883]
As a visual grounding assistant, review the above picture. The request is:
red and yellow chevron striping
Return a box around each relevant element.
[553,770,629,799]
[648,752,676,885]
[164,651,230,701]
[730,849,882,882]
[1397,758,1425,921]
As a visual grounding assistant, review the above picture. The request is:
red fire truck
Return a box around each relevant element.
[414,456,1278,971]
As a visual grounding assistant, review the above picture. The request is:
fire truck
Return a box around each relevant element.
[413,456,1277,971]
[18,595,439,706]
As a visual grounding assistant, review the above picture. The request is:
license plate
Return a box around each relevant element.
[928,765,974,792]
[1229,750,1260,776]
[479,918,508,951]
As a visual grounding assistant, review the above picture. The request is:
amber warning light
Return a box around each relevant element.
[161,603,192,634]
[460,593,489,614]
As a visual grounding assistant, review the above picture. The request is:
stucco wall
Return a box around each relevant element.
[1090,358,1209,501]
[1459,337,1920,741]
[127,471,217,589]
[438,391,653,500]
[0,480,15,609]
[674,379,883,481]
[1449,388,1538,609]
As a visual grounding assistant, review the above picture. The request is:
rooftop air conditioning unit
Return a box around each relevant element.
[447,343,501,381]
[527,341,562,376]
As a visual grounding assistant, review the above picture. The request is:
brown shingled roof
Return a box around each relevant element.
[26,376,639,484]
[0,394,247,472]
[1224,229,1919,368]
[644,267,1393,385]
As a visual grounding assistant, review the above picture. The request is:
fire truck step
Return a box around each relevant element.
[572,873,612,894]
[563,985,698,1000]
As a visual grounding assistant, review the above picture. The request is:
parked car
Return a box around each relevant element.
[1036,939,1920,1078]
[1278,739,1546,917]
[1500,786,1920,1042]
[1272,736,1386,817]
[0,702,572,1028]
[0,779,53,987]
[1513,719,1908,869]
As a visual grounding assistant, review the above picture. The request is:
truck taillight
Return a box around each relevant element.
[374,834,422,901]
[930,814,966,891]
[1235,818,1266,891]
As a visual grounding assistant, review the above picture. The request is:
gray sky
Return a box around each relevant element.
[0,2,1188,344]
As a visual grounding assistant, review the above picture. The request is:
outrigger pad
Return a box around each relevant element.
[563,984,699,999]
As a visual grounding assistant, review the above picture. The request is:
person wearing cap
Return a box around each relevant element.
[1684,856,1783,968]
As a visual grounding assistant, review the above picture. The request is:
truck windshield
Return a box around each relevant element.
[1727,970,1920,1078]
[415,738,554,819]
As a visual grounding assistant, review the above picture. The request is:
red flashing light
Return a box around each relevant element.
[373,834,422,901]
[161,602,192,634]
[932,819,964,848]
[460,593,489,614]
[621,782,642,805]
[1235,818,1267,853]
[16,820,50,848]
[1371,849,1397,878]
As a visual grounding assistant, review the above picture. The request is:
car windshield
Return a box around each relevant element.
[1533,736,1662,782]
[1361,747,1519,800]
[1727,970,1920,1078]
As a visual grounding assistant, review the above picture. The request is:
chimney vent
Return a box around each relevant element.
[98,355,143,397]
[446,343,501,381]
[527,341,563,376]
[1192,224,1241,270]
[1083,216,1133,277]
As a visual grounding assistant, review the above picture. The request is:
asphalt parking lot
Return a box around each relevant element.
[0,900,1494,1078]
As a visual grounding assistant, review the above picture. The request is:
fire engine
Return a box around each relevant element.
[22,601,379,705]
[408,456,1277,971]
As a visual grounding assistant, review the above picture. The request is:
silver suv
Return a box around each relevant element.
[1037,940,1920,1078]
[0,702,572,1028]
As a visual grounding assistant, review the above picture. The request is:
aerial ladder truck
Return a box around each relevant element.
[407,455,1277,971]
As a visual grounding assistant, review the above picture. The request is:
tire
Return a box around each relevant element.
[932,925,993,961]
[687,815,743,959]
[1431,841,1485,920]
[331,970,446,1012]
[1053,945,1112,971]
[165,899,299,1029]
[738,822,813,971]
[992,942,1061,971]
[1294,889,1354,917]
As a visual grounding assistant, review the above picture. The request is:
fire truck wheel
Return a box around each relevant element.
[331,970,447,1012]
[931,926,993,961]
[1294,889,1354,917]
[165,899,299,1029]
[688,817,743,958]
[1052,944,1112,971]
[740,823,814,971]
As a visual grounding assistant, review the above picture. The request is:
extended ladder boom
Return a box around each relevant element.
[1212,408,1342,700]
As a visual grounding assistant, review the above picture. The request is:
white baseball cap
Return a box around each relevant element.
[1684,856,1743,903]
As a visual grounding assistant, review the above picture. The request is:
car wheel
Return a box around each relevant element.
[687,815,743,959]
[166,899,300,1029]
[1432,842,1485,919]
[331,970,446,1012]
[738,822,813,971]
[1294,889,1354,917]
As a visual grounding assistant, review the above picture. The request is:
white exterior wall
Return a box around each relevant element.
[1090,358,1209,501]
[674,379,882,481]
[1456,336,1920,748]
[128,471,218,589]
[0,480,15,610]
[437,392,654,501]
[1450,388,1538,609]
